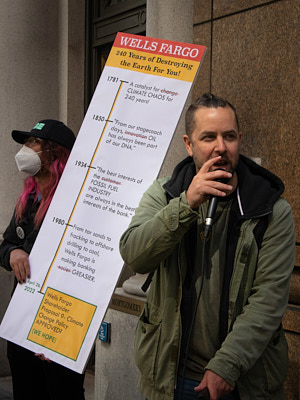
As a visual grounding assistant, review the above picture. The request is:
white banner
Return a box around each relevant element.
[0,32,206,372]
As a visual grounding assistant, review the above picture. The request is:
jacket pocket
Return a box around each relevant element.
[134,303,162,384]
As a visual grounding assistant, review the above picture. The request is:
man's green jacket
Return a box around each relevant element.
[119,155,295,400]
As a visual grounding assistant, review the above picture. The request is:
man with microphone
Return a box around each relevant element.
[119,93,295,400]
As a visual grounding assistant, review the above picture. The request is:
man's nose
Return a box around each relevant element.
[215,136,226,154]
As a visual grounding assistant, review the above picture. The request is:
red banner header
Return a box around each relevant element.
[114,32,206,62]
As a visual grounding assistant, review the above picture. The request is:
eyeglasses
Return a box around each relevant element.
[25,137,43,146]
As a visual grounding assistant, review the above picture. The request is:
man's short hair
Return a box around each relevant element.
[185,93,240,137]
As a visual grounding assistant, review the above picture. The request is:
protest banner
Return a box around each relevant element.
[0,32,206,372]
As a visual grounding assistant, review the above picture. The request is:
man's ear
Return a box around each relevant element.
[183,135,193,157]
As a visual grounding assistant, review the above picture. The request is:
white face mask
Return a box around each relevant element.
[15,145,42,176]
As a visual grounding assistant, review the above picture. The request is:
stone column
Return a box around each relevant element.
[146,0,194,41]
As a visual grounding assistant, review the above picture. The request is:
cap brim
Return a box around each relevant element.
[12,130,35,144]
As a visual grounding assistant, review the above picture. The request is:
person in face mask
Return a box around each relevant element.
[14,141,43,175]
[0,120,86,400]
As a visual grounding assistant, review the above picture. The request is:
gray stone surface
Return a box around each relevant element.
[95,307,144,400]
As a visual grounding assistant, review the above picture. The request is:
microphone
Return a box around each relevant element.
[203,172,229,240]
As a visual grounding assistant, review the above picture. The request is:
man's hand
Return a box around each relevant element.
[194,370,234,400]
[186,156,233,210]
[9,248,30,283]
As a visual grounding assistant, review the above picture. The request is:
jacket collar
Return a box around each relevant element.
[163,156,195,199]
[236,155,284,218]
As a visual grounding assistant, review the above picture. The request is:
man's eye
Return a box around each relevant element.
[225,134,236,141]
[202,135,215,141]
